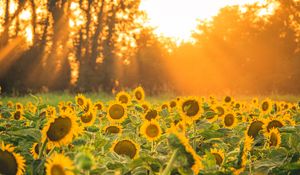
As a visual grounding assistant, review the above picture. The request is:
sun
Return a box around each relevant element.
[140,0,266,42]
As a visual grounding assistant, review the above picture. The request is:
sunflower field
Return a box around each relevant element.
[0,87,300,175]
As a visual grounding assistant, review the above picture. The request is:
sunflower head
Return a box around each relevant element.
[143,108,159,121]
[265,128,281,148]
[107,101,127,123]
[264,117,285,132]
[75,94,86,107]
[246,119,264,139]
[12,109,24,120]
[260,99,273,114]
[111,139,140,159]
[0,142,26,175]
[42,110,80,148]
[104,124,122,134]
[80,111,96,127]
[169,100,177,109]
[140,119,162,141]
[133,86,145,102]
[15,103,23,110]
[179,97,202,123]
[116,91,131,105]
[93,101,104,111]
[210,148,225,166]
[223,112,237,128]
[45,153,75,175]
[224,96,232,104]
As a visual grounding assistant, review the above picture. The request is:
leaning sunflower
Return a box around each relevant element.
[116,91,132,105]
[41,110,80,148]
[0,142,26,175]
[143,108,160,121]
[106,101,128,123]
[246,118,264,139]
[30,143,40,160]
[210,148,225,166]
[178,97,202,124]
[263,116,285,132]
[265,128,281,148]
[132,86,145,102]
[45,153,75,175]
[111,139,140,159]
[140,119,162,141]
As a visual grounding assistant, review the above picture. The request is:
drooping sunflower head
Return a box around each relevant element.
[11,109,24,121]
[143,108,159,121]
[140,119,162,141]
[210,148,225,166]
[263,117,285,132]
[179,97,202,123]
[223,112,237,129]
[93,101,104,111]
[42,111,79,148]
[45,153,75,175]
[75,94,86,107]
[246,119,264,139]
[0,142,26,175]
[133,86,145,102]
[265,128,281,148]
[104,124,123,134]
[30,143,39,160]
[107,101,127,123]
[116,91,131,105]
[80,111,96,127]
[260,99,273,114]
[111,139,140,159]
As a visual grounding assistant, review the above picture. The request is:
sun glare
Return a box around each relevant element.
[140,0,268,42]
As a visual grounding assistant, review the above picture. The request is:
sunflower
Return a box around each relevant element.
[94,101,104,111]
[143,108,159,121]
[45,106,57,118]
[210,148,225,166]
[116,91,132,105]
[30,143,40,160]
[140,120,162,141]
[133,86,145,102]
[41,110,80,148]
[7,101,14,108]
[106,101,127,123]
[111,139,140,159]
[0,142,26,175]
[263,117,285,132]
[178,97,202,123]
[82,99,93,113]
[205,106,218,123]
[215,105,226,118]
[224,96,233,104]
[169,100,177,109]
[45,153,74,175]
[75,94,86,107]
[265,128,281,148]
[282,114,296,126]
[223,112,237,129]
[80,110,96,127]
[161,103,169,111]
[246,119,264,139]
[140,101,151,112]
[26,102,37,114]
[104,124,123,134]
[260,99,273,114]
[15,103,23,110]
[11,109,24,120]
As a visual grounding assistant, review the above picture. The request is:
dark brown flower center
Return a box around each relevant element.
[46,117,72,141]
[51,164,66,175]
[224,114,234,126]
[113,140,137,159]
[247,121,264,138]
[145,124,159,138]
[212,153,223,166]
[105,126,120,134]
[109,104,125,120]
[0,150,18,175]
[145,110,158,121]
[182,100,200,117]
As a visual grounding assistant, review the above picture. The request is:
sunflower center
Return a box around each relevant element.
[95,104,102,110]
[119,95,129,104]
[0,150,18,175]
[161,104,168,110]
[46,117,72,141]
[145,124,159,138]
[170,101,176,108]
[142,104,149,111]
[262,102,269,111]
[34,144,39,155]
[14,111,21,120]
[224,96,231,103]
[224,114,234,126]
[51,164,66,175]
[81,113,93,123]
[247,121,264,138]
[113,140,137,159]
[212,153,223,166]
[105,126,120,134]
[182,100,200,117]
[109,104,125,119]
[267,120,283,132]
[77,98,84,106]
[270,132,278,147]
[145,110,158,121]
[135,91,143,100]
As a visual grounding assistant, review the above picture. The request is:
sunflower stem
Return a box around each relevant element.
[193,121,196,150]
[38,139,48,159]
[162,149,178,175]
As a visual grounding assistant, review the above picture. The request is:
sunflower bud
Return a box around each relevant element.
[75,152,94,171]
